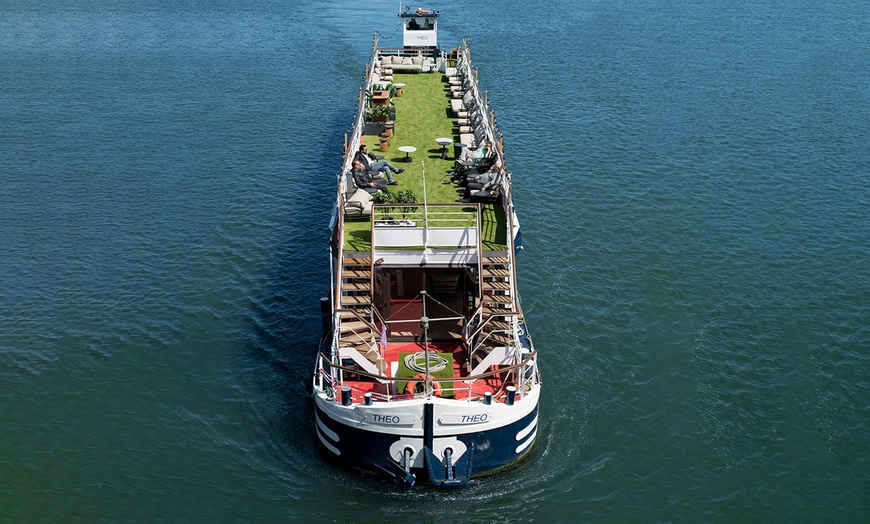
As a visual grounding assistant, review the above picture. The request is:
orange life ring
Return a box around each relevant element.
[405,373,441,396]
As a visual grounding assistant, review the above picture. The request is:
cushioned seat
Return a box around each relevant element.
[471,171,504,203]
[460,127,487,149]
[345,188,374,218]
[451,91,476,116]
[381,55,426,71]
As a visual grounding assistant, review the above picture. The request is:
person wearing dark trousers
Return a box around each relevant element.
[354,145,403,184]
[352,160,389,193]
[456,171,495,202]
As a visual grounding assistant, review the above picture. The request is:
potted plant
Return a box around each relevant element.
[364,104,393,122]
[369,83,396,98]
[380,83,398,99]
[373,189,397,220]
[394,190,418,220]
[366,83,392,106]
[366,84,396,106]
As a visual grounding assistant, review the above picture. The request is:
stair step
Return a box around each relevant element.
[482,307,516,317]
[343,306,373,315]
[339,320,371,334]
[342,282,371,292]
[483,320,511,331]
[481,268,509,277]
[340,308,371,319]
[342,269,371,279]
[341,332,374,345]
[482,256,509,265]
[341,295,371,306]
[483,294,513,305]
[480,332,512,346]
[482,281,510,290]
[343,257,371,266]
[485,303,515,311]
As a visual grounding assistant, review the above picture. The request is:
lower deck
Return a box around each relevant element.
[333,253,525,405]
[337,340,515,403]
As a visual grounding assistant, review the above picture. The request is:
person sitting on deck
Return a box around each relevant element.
[352,160,390,194]
[354,144,404,184]
[459,141,491,164]
[453,155,499,187]
[456,170,497,203]
[448,141,493,183]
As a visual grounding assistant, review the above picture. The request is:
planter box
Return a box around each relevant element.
[374,220,417,227]
[371,91,390,106]
[364,121,386,135]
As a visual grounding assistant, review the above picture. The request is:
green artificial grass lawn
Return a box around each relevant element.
[344,71,508,252]
[363,72,455,190]
[396,351,455,398]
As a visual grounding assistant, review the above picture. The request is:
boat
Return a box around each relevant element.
[313,7,541,488]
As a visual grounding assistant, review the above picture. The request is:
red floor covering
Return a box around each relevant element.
[339,340,507,402]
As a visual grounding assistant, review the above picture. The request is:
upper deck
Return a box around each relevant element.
[336,39,514,255]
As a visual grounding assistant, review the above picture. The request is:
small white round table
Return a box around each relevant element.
[393,83,406,97]
[398,146,416,162]
[435,138,452,160]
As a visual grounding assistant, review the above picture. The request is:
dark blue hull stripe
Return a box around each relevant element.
[314,403,539,475]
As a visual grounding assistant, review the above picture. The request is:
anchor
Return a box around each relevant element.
[424,444,474,486]
[375,448,416,489]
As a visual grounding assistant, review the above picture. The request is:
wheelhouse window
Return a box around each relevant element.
[406,17,434,31]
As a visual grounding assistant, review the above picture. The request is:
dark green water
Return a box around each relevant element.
[1,1,868,521]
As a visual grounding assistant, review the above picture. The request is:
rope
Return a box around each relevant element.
[375,27,402,43]
[422,291,465,318]
[403,351,449,373]
[386,291,465,322]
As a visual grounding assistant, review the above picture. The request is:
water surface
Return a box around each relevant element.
[1,0,868,521]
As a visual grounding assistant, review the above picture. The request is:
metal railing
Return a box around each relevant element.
[317,350,537,403]
[320,36,540,403]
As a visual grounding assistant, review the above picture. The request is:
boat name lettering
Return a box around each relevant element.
[438,413,492,425]
[365,413,416,426]
[372,414,401,424]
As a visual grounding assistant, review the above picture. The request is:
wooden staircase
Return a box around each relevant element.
[339,254,377,353]
[469,253,517,372]
[480,253,515,316]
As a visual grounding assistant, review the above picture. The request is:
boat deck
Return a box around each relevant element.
[316,28,540,487]
[342,70,508,252]
[326,49,529,406]
[338,341,512,403]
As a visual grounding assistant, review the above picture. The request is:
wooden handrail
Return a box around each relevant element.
[320,349,536,384]
[467,310,517,343]
[335,308,379,334]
